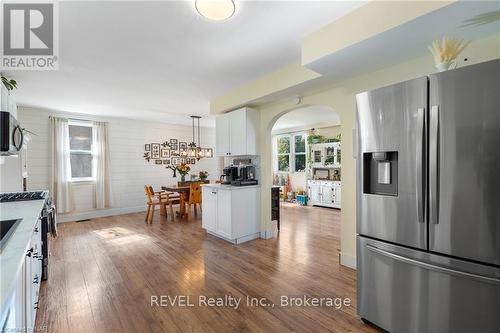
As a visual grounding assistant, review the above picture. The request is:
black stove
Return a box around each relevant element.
[0,191,48,202]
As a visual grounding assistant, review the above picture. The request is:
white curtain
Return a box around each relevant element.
[50,116,73,214]
[93,121,113,209]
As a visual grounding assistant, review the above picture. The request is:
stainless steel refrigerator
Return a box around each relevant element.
[356,59,500,333]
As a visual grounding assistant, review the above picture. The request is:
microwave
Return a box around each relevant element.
[0,111,24,155]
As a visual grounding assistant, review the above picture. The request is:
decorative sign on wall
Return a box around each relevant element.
[143,138,213,167]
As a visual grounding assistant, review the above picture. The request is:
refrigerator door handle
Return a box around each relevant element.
[366,244,500,285]
[429,105,439,224]
[416,107,425,223]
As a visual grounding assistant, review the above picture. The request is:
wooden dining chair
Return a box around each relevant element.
[187,182,202,218]
[144,186,180,223]
[160,191,181,222]
[144,185,163,224]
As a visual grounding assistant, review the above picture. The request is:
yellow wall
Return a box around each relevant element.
[257,34,500,264]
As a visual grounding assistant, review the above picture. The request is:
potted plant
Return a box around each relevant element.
[428,36,470,72]
[176,163,191,182]
[1,75,17,91]
[199,170,209,181]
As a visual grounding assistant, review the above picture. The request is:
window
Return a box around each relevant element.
[274,132,307,173]
[294,134,306,172]
[68,120,94,181]
[276,135,290,172]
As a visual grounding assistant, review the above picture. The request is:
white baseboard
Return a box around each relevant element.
[340,252,357,269]
[58,205,146,223]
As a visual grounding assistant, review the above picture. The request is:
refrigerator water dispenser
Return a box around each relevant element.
[363,152,398,196]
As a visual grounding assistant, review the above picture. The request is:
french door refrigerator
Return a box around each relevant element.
[356,59,500,333]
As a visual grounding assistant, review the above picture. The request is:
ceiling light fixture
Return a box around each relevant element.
[195,0,236,21]
[187,115,213,160]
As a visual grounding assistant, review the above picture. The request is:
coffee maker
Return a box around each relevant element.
[231,164,258,186]
[220,166,238,185]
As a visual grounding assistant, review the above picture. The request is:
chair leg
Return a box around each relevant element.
[193,204,198,217]
[145,205,150,222]
[169,202,175,222]
[149,205,155,224]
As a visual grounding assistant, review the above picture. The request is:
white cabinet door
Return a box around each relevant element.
[215,115,230,157]
[216,189,232,239]
[321,184,334,205]
[202,187,217,232]
[309,184,322,203]
[334,143,342,167]
[334,185,341,207]
[229,109,246,156]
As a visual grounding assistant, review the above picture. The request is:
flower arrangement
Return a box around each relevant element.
[176,163,191,182]
[199,171,209,180]
[428,36,470,72]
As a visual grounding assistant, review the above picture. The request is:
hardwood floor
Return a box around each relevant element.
[36,203,378,333]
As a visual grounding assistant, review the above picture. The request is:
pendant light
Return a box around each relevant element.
[188,116,213,159]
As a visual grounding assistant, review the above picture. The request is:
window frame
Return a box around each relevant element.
[68,119,95,182]
[275,134,291,173]
[292,133,307,172]
[273,132,308,174]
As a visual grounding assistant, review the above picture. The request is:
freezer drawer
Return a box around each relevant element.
[429,59,500,265]
[357,236,500,333]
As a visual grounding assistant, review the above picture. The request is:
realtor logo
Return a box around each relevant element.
[1,1,59,70]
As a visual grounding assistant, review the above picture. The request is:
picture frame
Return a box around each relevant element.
[155,160,162,165]
[172,157,179,165]
[179,142,187,151]
[163,159,170,165]
[170,139,178,145]
[161,149,170,158]
[144,144,151,151]
[170,146,179,154]
[151,143,160,159]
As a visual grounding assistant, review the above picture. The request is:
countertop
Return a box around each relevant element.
[202,184,261,190]
[0,199,45,310]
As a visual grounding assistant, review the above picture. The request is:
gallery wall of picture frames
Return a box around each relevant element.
[143,139,213,167]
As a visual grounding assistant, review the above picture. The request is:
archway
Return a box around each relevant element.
[263,104,344,262]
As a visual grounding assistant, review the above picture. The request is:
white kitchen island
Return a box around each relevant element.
[201,184,261,244]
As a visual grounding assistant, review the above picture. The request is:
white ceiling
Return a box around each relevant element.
[272,105,340,132]
[5,0,365,127]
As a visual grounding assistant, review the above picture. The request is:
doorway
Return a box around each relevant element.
[269,105,343,251]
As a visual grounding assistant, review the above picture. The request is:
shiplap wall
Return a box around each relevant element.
[17,107,223,222]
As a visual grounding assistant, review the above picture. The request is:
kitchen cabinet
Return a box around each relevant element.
[1,201,44,332]
[308,180,341,209]
[311,142,341,168]
[215,107,259,156]
[202,189,217,232]
[0,84,17,118]
[202,185,261,244]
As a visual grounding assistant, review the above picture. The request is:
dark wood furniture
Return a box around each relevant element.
[162,185,191,219]
[271,186,281,230]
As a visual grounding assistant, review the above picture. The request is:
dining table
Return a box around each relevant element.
[161,185,191,219]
